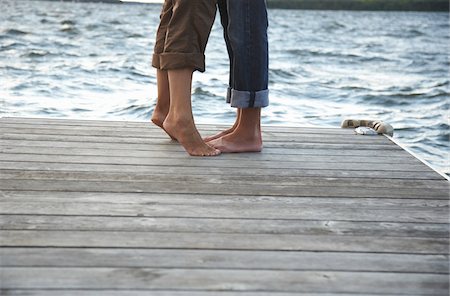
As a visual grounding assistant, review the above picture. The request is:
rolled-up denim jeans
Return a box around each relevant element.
[218,0,269,108]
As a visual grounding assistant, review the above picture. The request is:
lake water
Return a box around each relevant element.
[1,0,448,175]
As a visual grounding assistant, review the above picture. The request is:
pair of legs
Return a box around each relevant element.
[152,68,262,154]
[151,68,220,156]
[151,0,268,155]
[151,0,220,156]
[205,0,269,153]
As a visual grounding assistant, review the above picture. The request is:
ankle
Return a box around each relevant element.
[153,104,169,114]
[164,114,194,130]
[234,125,261,139]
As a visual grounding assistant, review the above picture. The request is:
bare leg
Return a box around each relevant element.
[151,69,175,140]
[208,107,262,153]
[204,109,241,142]
[163,68,221,156]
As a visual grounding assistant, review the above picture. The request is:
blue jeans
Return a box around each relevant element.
[218,0,269,108]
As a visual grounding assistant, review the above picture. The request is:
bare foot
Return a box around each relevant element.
[151,109,176,140]
[208,132,262,153]
[163,117,221,156]
[204,126,236,142]
[205,109,241,142]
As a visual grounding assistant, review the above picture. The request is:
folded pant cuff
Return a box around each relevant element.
[226,87,232,104]
[230,89,269,108]
[152,52,206,72]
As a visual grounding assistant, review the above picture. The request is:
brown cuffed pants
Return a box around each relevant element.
[152,0,217,73]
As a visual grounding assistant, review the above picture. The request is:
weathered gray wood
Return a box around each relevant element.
[0,190,448,222]
[0,153,433,172]
[0,291,425,296]
[1,291,418,296]
[0,179,446,198]
[1,138,403,153]
[2,170,447,190]
[1,117,448,295]
[0,121,391,143]
[0,124,362,138]
[1,268,448,294]
[1,230,447,254]
[0,140,411,158]
[1,132,391,148]
[1,136,402,152]
[1,133,394,147]
[1,215,448,237]
[0,151,422,166]
[2,248,447,273]
[3,190,447,206]
[0,161,442,180]
[0,117,353,134]
[0,146,422,164]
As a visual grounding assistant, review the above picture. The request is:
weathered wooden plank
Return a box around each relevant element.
[2,170,447,190]
[1,117,447,295]
[0,201,444,224]
[0,153,432,172]
[1,201,447,224]
[3,148,422,165]
[1,291,417,296]
[0,132,394,145]
[1,267,448,294]
[1,248,447,273]
[0,137,402,151]
[0,140,410,158]
[0,146,422,165]
[0,161,441,180]
[1,131,388,146]
[0,291,423,296]
[3,190,446,206]
[2,215,448,237]
[1,230,447,254]
[0,179,446,198]
[0,124,356,137]
[1,139,403,153]
[1,190,449,222]
[0,117,352,134]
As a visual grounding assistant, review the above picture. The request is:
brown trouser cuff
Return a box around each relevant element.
[152,53,205,73]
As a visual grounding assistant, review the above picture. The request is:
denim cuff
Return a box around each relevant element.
[226,87,232,104]
[229,88,269,108]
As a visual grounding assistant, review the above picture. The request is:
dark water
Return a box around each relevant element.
[1,0,448,175]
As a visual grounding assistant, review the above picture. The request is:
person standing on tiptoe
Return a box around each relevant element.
[151,0,221,156]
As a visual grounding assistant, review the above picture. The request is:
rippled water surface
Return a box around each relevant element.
[1,0,448,174]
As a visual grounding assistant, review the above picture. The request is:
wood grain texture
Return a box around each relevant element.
[0,161,442,179]
[2,214,448,236]
[2,268,449,294]
[0,292,433,296]
[2,248,448,273]
[1,230,448,254]
[0,117,448,295]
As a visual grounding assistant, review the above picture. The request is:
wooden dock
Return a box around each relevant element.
[0,116,448,295]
